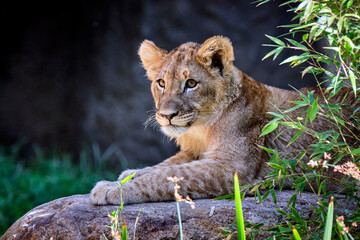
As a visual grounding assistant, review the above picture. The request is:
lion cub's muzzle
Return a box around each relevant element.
[156,110,195,127]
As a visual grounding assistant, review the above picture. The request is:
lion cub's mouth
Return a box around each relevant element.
[156,112,195,137]
[160,125,190,138]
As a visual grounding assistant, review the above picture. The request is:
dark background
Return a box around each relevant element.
[0,0,316,170]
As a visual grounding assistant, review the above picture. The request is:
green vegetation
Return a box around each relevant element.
[0,143,117,236]
[240,0,360,239]
[106,175,196,240]
[223,0,360,238]
[167,176,196,240]
[234,173,246,240]
[2,0,360,238]
[105,172,139,240]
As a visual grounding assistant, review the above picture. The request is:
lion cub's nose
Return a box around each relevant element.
[159,111,179,120]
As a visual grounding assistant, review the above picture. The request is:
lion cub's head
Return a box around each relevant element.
[139,36,235,138]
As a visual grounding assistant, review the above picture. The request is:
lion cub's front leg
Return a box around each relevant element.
[90,157,237,205]
[114,150,195,182]
[91,151,195,205]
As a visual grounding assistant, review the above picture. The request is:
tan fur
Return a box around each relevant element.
[90,36,358,205]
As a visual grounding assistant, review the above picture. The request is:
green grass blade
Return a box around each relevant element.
[323,197,334,240]
[234,172,246,240]
[292,226,302,240]
[121,222,128,240]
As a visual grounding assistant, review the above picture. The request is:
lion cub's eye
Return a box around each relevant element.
[185,79,198,89]
[157,79,166,88]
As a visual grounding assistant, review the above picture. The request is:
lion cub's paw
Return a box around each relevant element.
[90,180,121,205]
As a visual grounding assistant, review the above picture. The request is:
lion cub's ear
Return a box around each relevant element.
[197,36,234,77]
[138,40,168,80]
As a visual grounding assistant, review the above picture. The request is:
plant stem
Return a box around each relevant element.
[176,201,183,240]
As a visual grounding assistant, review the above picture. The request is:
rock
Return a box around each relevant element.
[1,191,356,240]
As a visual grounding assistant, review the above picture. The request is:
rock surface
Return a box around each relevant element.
[1,191,356,240]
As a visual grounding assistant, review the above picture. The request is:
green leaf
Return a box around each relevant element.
[338,16,344,33]
[288,194,297,208]
[268,112,284,118]
[280,55,310,66]
[288,130,303,146]
[307,97,318,122]
[272,47,284,60]
[263,47,285,61]
[213,194,234,200]
[327,16,336,27]
[323,46,340,53]
[260,189,271,203]
[280,53,311,66]
[280,121,306,130]
[302,33,309,42]
[290,158,297,172]
[346,0,354,8]
[334,115,345,126]
[350,147,360,155]
[304,0,314,23]
[342,36,355,50]
[309,24,319,41]
[318,181,324,196]
[290,206,305,224]
[296,0,308,11]
[344,13,360,19]
[260,121,279,137]
[328,76,344,98]
[270,189,277,205]
[279,178,284,191]
[279,23,301,28]
[276,208,288,216]
[121,172,136,185]
[307,90,315,103]
[284,103,308,113]
[317,57,335,64]
[265,34,285,46]
[301,66,314,78]
[291,23,317,31]
[255,0,271,7]
[269,163,283,170]
[323,197,334,240]
[348,69,357,97]
[262,48,279,61]
[258,146,275,154]
[286,38,307,50]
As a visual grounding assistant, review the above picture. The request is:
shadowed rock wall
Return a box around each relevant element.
[0,0,316,168]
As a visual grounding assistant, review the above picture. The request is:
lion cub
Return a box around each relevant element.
[91,36,357,205]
